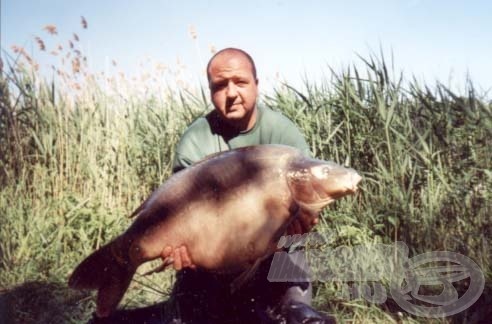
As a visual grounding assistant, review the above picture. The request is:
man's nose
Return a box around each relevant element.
[226,81,238,98]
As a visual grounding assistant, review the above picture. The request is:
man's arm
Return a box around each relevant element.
[286,209,319,235]
[172,133,202,173]
[269,109,312,157]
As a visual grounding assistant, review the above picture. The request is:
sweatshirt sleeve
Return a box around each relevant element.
[271,111,312,157]
[172,123,205,173]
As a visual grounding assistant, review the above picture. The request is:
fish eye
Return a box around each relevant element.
[311,165,331,178]
[321,166,333,176]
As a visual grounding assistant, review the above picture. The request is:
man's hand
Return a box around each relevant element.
[286,210,319,235]
[161,245,196,270]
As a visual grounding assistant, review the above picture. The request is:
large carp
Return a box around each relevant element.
[68,145,361,316]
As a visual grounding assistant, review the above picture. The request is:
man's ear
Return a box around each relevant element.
[255,78,259,86]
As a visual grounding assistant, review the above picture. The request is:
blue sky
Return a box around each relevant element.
[2,0,491,92]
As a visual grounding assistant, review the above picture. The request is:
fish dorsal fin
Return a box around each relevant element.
[129,197,150,218]
[128,150,232,219]
[129,204,143,218]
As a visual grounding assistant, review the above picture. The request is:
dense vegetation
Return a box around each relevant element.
[0,41,490,323]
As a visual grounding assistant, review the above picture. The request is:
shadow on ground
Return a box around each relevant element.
[2,280,490,323]
[85,302,172,324]
[0,281,93,324]
[0,281,174,324]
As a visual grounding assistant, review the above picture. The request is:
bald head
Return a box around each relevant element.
[206,48,257,82]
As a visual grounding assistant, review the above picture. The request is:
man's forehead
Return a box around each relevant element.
[209,69,252,82]
[208,53,254,74]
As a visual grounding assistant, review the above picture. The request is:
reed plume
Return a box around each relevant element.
[81,16,88,29]
[43,24,58,35]
[34,37,46,51]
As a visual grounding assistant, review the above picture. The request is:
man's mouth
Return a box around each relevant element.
[226,103,242,112]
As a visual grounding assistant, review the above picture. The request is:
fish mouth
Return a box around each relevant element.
[347,173,362,192]
[347,185,359,193]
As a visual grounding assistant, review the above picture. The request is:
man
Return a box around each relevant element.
[91,48,332,324]
[164,48,332,324]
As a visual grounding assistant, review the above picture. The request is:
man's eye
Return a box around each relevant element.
[212,83,226,91]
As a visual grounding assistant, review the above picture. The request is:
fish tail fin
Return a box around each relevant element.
[68,241,136,317]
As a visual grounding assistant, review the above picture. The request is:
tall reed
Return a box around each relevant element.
[0,38,490,322]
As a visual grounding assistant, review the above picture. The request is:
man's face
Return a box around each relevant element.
[208,54,258,130]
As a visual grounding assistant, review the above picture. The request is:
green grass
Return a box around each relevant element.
[0,50,490,323]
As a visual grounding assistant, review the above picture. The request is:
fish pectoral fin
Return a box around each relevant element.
[230,257,266,294]
[142,257,174,276]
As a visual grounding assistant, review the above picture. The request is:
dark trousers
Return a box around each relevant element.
[90,253,311,324]
[167,253,311,323]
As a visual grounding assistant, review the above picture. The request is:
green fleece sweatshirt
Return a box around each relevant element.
[173,105,310,172]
